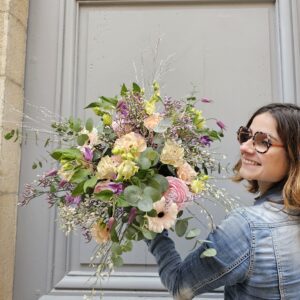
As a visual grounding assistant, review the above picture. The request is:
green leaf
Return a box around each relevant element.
[44,138,50,148]
[100,96,118,107]
[185,228,201,240]
[32,162,37,169]
[143,186,161,202]
[137,195,153,212]
[142,228,157,240]
[175,219,189,237]
[153,118,172,133]
[51,148,82,161]
[85,118,94,132]
[72,181,85,196]
[4,129,15,140]
[94,190,114,201]
[73,118,82,132]
[50,184,56,193]
[124,185,143,205]
[110,223,119,243]
[149,174,169,193]
[132,82,141,93]
[112,255,123,267]
[121,240,133,252]
[138,157,151,170]
[38,161,43,168]
[70,169,90,183]
[120,83,128,96]
[111,243,123,255]
[83,176,97,192]
[116,196,130,207]
[200,248,217,258]
[77,134,89,146]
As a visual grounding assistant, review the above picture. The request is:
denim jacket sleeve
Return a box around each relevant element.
[147,209,252,299]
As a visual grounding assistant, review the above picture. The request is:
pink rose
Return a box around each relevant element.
[163,176,191,210]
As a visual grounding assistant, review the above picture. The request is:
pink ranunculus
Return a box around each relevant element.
[163,176,191,210]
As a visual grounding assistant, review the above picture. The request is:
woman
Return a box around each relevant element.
[146,103,300,299]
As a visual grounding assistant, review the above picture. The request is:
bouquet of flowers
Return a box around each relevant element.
[7,82,235,276]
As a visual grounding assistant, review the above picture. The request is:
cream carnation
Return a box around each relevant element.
[160,140,184,167]
[96,156,120,180]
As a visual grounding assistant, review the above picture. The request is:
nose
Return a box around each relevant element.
[239,138,256,154]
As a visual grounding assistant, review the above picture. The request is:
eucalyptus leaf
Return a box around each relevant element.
[153,118,172,133]
[111,243,123,255]
[73,119,82,132]
[77,134,89,146]
[138,157,151,170]
[200,248,217,258]
[121,240,133,252]
[137,195,153,212]
[124,185,143,205]
[175,219,189,237]
[185,228,201,240]
[149,174,169,193]
[85,118,94,132]
[143,186,161,202]
[112,255,123,267]
[142,228,157,240]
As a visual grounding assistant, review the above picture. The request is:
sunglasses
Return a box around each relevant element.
[237,126,284,154]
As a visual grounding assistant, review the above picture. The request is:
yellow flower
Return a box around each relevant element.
[57,160,77,181]
[91,221,110,243]
[176,162,197,184]
[191,179,206,194]
[102,113,112,126]
[113,132,147,158]
[116,160,139,180]
[143,113,163,131]
[96,156,119,180]
[160,140,184,167]
[146,197,178,233]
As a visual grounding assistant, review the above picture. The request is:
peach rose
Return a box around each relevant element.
[143,113,163,131]
[177,162,197,184]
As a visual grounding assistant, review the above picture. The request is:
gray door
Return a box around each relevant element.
[14,1,298,299]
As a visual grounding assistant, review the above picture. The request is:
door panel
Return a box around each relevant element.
[14,1,278,299]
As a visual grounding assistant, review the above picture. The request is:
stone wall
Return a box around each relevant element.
[0,0,29,299]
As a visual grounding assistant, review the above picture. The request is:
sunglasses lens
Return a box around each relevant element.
[254,132,269,153]
[237,127,251,144]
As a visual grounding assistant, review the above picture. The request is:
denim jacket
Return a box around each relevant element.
[147,185,300,299]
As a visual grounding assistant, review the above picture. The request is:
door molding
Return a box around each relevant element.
[42,0,299,297]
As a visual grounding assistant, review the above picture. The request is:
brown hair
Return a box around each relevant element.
[232,103,300,209]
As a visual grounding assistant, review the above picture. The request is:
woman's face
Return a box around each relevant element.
[238,112,289,193]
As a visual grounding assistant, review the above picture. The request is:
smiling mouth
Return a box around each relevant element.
[242,158,261,166]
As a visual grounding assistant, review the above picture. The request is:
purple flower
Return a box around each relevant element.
[201,98,213,103]
[83,147,93,161]
[65,193,81,205]
[108,182,124,195]
[128,207,137,224]
[117,100,129,117]
[94,181,123,195]
[59,179,68,188]
[199,135,212,146]
[45,169,58,177]
[216,120,226,130]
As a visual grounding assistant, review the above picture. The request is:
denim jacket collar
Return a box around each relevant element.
[255,181,300,216]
